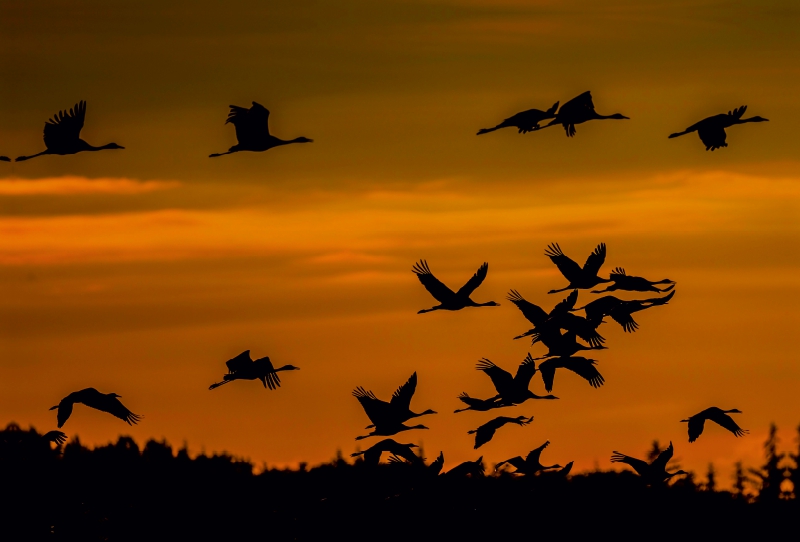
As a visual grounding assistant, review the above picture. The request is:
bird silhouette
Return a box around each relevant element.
[389,450,445,477]
[468,415,533,449]
[209,350,299,390]
[0,156,10,162]
[591,267,675,294]
[545,243,610,294]
[611,441,687,484]
[352,372,437,429]
[41,430,67,447]
[668,106,768,151]
[556,461,574,477]
[477,101,559,135]
[350,439,421,467]
[496,440,561,475]
[16,101,124,161]
[509,289,605,347]
[446,456,485,477]
[542,91,628,137]
[681,407,748,443]
[527,330,607,360]
[537,356,604,392]
[209,102,312,157]
[50,388,141,428]
[477,354,558,405]
[453,392,507,413]
[575,291,675,332]
[412,260,499,313]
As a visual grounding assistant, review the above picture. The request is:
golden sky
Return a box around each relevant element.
[1,0,799,484]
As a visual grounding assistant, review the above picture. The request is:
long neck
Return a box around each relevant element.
[736,117,762,124]
[83,142,120,152]
[16,150,50,161]
[275,365,293,372]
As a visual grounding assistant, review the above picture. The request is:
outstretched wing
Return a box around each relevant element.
[687,416,706,443]
[560,357,604,388]
[226,350,253,373]
[550,290,578,316]
[708,410,748,438]
[610,452,649,476]
[514,354,538,388]
[352,387,390,426]
[44,101,86,147]
[507,290,548,326]
[456,262,489,298]
[476,359,514,395]
[42,430,67,446]
[412,260,456,303]
[537,359,557,393]
[390,372,417,411]
[544,243,583,283]
[525,440,550,465]
[559,91,594,118]
[610,308,639,332]
[583,243,606,276]
[226,102,270,145]
[651,441,674,471]
[82,393,141,425]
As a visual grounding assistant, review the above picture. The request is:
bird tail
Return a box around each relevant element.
[477,126,499,135]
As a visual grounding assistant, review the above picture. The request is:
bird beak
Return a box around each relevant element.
[49,405,58,410]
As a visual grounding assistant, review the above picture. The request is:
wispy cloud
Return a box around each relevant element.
[0,177,180,196]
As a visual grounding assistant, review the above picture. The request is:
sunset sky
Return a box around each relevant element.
[2,0,799,485]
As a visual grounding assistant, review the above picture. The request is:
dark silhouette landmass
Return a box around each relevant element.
[4,424,800,540]
[50,388,141,428]
[669,105,768,150]
[209,102,312,157]
[477,101,559,135]
[16,101,124,162]
[412,260,499,313]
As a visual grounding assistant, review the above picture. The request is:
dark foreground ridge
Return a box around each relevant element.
[3,423,799,541]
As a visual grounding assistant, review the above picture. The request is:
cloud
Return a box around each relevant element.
[0,177,180,196]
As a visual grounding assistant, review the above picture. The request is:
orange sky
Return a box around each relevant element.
[1,0,799,485]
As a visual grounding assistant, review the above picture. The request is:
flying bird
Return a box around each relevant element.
[477,354,558,405]
[209,102,312,157]
[681,407,748,443]
[527,330,607,359]
[350,439,421,467]
[453,392,506,413]
[591,267,675,294]
[496,440,562,475]
[468,415,533,449]
[537,356,604,393]
[668,106,768,151]
[209,350,299,390]
[575,291,675,332]
[477,101,559,135]
[389,450,445,478]
[545,243,610,294]
[611,441,687,484]
[50,388,141,428]
[352,372,437,430]
[445,456,485,477]
[16,101,124,161]
[412,260,499,313]
[509,289,605,347]
[0,156,10,162]
[542,91,628,137]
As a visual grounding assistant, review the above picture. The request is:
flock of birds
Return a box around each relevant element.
[40,242,749,482]
[14,91,759,482]
[0,91,769,163]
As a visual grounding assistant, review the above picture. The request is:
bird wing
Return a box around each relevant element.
[225,350,253,373]
[471,423,497,449]
[496,456,525,471]
[514,354,538,388]
[476,359,514,395]
[687,416,706,443]
[559,91,594,118]
[550,290,578,316]
[560,357,604,388]
[610,452,649,476]
[507,290,548,326]
[456,262,489,298]
[525,441,550,465]
[42,430,67,446]
[412,260,457,303]
[226,102,270,144]
[429,451,445,475]
[708,410,747,438]
[82,392,142,425]
[651,441,674,471]
[544,243,583,283]
[698,124,727,150]
[389,441,422,465]
[560,313,605,347]
[43,101,86,147]
[255,357,281,390]
[537,359,557,393]
[609,308,639,332]
[728,105,747,120]
[352,387,391,426]
[390,372,417,411]
[583,243,607,276]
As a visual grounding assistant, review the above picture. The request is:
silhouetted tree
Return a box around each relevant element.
[750,424,787,502]
[705,463,716,492]
[733,461,749,499]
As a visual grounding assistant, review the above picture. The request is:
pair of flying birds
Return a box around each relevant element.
[478,92,767,150]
